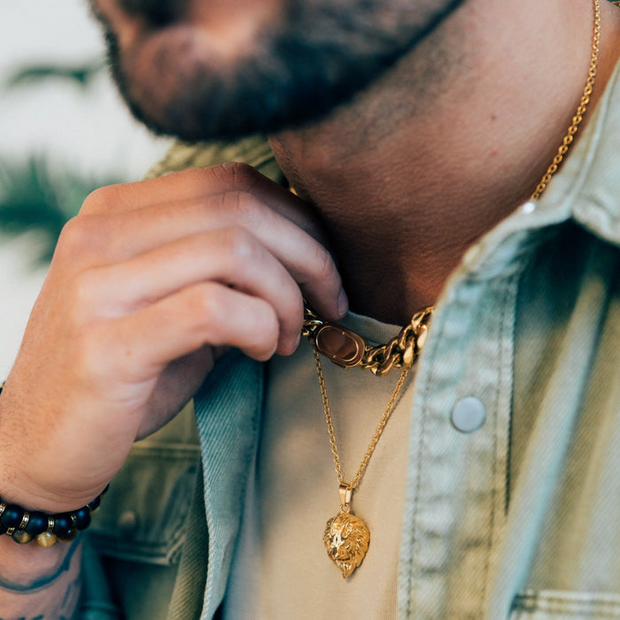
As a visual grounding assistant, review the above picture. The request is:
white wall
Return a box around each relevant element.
[0,0,171,377]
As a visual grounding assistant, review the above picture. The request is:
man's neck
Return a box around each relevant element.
[269,0,620,325]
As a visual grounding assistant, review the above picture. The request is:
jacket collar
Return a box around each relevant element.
[538,57,620,247]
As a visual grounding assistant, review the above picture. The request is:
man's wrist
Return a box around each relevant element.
[0,488,105,547]
[0,533,81,591]
[0,534,83,620]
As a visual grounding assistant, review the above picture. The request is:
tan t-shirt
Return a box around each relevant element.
[225,312,416,619]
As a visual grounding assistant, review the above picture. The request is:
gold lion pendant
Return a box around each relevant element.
[323,509,370,578]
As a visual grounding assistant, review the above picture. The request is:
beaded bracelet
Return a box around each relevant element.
[0,384,107,547]
[0,488,106,547]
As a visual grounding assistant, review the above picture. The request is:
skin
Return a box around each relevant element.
[1,0,620,617]
[0,164,346,617]
[93,0,466,140]
[271,0,620,321]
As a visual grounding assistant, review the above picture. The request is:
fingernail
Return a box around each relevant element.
[337,289,349,318]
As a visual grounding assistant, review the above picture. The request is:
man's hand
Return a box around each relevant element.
[0,163,346,513]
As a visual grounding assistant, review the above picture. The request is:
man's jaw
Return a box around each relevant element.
[91,0,278,57]
[89,0,468,143]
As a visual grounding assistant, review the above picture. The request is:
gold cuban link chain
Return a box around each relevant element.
[307,0,601,378]
[303,304,433,376]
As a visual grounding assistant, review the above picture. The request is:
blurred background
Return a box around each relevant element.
[0,0,171,377]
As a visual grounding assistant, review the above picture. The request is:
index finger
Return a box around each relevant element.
[82,163,329,246]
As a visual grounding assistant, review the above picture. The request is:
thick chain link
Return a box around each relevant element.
[303,305,433,376]
[305,0,601,373]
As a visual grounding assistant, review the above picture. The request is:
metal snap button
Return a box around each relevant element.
[451,397,486,433]
[117,510,139,537]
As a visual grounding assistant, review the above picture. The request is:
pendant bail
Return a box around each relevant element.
[339,483,353,509]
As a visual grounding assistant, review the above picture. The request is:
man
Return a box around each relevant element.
[1,0,620,617]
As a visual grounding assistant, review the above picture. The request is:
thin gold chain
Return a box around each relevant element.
[312,0,602,502]
[312,348,410,491]
[531,0,601,200]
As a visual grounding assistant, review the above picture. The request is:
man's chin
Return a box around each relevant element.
[101,0,468,142]
[112,33,393,142]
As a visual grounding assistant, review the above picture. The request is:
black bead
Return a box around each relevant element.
[75,507,91,530]
[87,496,101,511]
[53,514,73,538]
[0,505,23,529]
[25,512,48,536]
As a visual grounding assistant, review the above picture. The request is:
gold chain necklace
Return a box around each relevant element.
[303,304,432,376]
[531,0,601,200]
[306,0,601,579]
[312,349,411,578]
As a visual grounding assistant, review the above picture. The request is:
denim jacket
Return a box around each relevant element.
[84,62,620,620]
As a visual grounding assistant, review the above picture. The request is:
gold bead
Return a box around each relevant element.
[36,532,58,547]
[12,530,34,545]
[58,528,78,543]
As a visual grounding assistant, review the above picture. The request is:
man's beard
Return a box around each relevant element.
[97,0,465,142]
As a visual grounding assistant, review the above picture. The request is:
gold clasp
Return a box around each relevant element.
[315,324,366,368]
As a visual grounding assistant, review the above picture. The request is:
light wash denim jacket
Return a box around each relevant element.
[84,62,620,620]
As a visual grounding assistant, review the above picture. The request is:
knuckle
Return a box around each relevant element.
[55,216,92,260]
[189,283,227,329]
[80,185,117,215]
[70,325,108,383]
[68,269,100,315]
[219,161,261,192]
[219,189,263,226]
[311,245,337,283]
[220,226,257,264]
[54,215,109,266]
[62,271,101,329]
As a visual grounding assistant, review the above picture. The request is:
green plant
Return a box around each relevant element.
[0,156,119,264]
[4,60,105,91]
[1,58,123,265]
